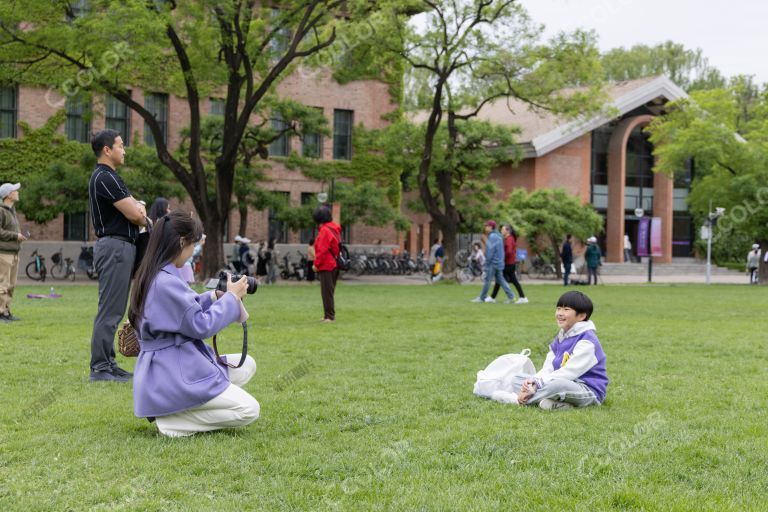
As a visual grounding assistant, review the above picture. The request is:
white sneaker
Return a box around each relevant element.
[484,297,496,303]
[539,398,574,410]
[470,297,483,303]
[515,297,529,304]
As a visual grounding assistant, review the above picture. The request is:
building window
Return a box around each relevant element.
[268,192,289,243]
[64,212,88,241]
[333,109,353,160]
[302,108,323,158]
[0,86,17,139]
[65,97,91,143]
[269,113,289,157]
[209,98,225,116]
[105,93,131,145]
[300,193,318,243]
[270,8,292,58]
[144,92,168,147]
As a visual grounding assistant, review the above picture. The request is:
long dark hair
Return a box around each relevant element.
[148,197,169,223]
[503,224,518,241]
[128,211,203,326]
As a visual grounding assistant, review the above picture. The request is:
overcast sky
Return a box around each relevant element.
[519,0,768,85]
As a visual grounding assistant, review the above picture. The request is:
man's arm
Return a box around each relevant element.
[114,197,147,227]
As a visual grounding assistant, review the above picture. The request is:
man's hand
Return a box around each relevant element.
[17,232,27,241]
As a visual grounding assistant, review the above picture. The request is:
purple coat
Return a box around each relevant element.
[133,264,241,418]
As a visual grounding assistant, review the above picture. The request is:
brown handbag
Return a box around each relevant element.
[118,321,140,357]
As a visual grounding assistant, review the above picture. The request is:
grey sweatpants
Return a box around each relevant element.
[510,374,599,407]
[90,237,135,372]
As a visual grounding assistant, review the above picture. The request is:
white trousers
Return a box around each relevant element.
[155,354,260,437]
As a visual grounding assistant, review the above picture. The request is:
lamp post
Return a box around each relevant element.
[635,208,652,283]
[704,200,726,285]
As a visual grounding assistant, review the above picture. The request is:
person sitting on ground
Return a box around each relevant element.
[130,211,259,437]
[491,291,608,410]
[470,241,485,274]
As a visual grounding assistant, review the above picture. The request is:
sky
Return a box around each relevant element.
[519,0,768,85]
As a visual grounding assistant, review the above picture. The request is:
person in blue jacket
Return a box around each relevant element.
[129,211,259,437]
[471,220,515,304]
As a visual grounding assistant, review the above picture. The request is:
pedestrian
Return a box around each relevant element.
[747,244,760,284]
[470,241,485,275]
[238,236,254,275]
[0,182,26,323]
[191,234,206,281]
[312,205,341,322]
[428,238,444,282]
[129,211,259,437]
[306,237,316,282]
[491,225,528,303]
[88,129,148,382]
[266,239,278,284]
[561,234,573,286]
[585,236,602,285]
[471,220,515,303]
[255,240,268,282]
[147,197,170,224]
[623,235,632,263]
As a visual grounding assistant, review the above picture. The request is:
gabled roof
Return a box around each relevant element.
[474,75,688,158]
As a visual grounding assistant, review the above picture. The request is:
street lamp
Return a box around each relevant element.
[635,208,653,283]
[704,200,726,285]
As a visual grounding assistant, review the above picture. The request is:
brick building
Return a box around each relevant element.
[0,68,399,247]
[401,76,693,263]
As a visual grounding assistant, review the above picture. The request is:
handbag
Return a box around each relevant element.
[118,321,140,357]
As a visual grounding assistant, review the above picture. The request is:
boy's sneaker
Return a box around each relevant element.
[484,297,496,303]
[515,297,529,304]
[470,297,484,303]
[539,398,574,410]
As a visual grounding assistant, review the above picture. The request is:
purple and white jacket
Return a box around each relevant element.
[533,320,609,402]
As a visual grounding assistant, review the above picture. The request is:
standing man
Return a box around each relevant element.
[471,220,515,304]
[0,182,26,323]
[88,129,147,382]
[561,234,573,286]
[585,236,602,285]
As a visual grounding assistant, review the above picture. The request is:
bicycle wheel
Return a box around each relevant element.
[25,261,44,281]
[50,262,66,279]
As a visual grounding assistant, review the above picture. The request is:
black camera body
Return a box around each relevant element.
[217,271,258,295]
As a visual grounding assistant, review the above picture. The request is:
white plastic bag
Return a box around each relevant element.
[473,349,536,399]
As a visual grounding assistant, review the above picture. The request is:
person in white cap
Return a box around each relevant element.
[0,182,26,322]
[747,244,761,284]
[585,236,602,285]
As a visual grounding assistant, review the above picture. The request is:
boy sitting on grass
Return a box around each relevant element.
[492,291,608,410]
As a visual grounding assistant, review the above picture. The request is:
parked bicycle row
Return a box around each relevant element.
[24,246,99,282]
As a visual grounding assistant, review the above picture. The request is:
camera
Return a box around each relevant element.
[217,271,258,295]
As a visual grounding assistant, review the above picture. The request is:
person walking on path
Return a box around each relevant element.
[561,234,573,286]
[747,244,760,284]
[428,238,444,282]
[491,225,527,303]
[623,235,633,263]
[312,206,341,322]
[585,236,602,285]
[0,183,26,323]
[471,220,515,303]
[88,129,148,382]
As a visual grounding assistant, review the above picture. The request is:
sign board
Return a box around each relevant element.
[650,217,662,257]
[516,249,527,261]
[636,218,650,257]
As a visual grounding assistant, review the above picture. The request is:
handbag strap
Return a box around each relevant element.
[212,321,248,368]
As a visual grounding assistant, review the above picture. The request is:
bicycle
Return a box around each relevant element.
[25,249,47,281]
[50,248,77,281]
[77,246,99,280]
[527,255,557,279]
[457,260,484,283]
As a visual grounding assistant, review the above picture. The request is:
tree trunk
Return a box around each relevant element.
[200,209,227,281]
[238,205,248,238]
[439,219,458,275]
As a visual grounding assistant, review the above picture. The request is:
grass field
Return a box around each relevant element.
[1,281,766,511]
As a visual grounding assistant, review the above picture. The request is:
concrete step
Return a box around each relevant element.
[598,262,741,276]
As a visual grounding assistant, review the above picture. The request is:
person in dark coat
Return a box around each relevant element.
[561,234,573,286]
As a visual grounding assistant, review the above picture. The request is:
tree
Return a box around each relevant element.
[378,0,606,272]
[0,0,396,274]
[646,77,768,284]
[499,188,604,278]
[601,41,726,92]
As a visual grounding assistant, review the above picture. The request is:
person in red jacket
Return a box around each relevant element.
[311,205,341,322]
[491,224,528,303]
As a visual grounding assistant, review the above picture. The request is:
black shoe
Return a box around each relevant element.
[112,366,133,378]
[89,370,130,383]
[0,314,10,323]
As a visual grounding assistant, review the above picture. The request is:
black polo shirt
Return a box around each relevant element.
[88,163,137,242]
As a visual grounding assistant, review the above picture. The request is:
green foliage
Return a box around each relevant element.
[500,188,604,262]
[601,41,726,91]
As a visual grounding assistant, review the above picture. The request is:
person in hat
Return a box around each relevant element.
[585,236,602,285]
[0,182,26,322]
[747,244,761,284]
[471,220,516,304]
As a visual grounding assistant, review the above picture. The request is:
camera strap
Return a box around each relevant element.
[212,321,248,369]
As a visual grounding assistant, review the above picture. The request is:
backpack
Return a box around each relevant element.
[336,242,351,271]
[473,349,536,399]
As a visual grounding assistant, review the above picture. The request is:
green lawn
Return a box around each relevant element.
[1,282,766,511]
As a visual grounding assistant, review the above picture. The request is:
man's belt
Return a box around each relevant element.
[103,234,135,244]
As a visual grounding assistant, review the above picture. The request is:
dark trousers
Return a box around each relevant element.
[318,268,339,320]
[492,264,525,298]
[588,266,599,285]
[563,261,572,286]
[90,237,135,372]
